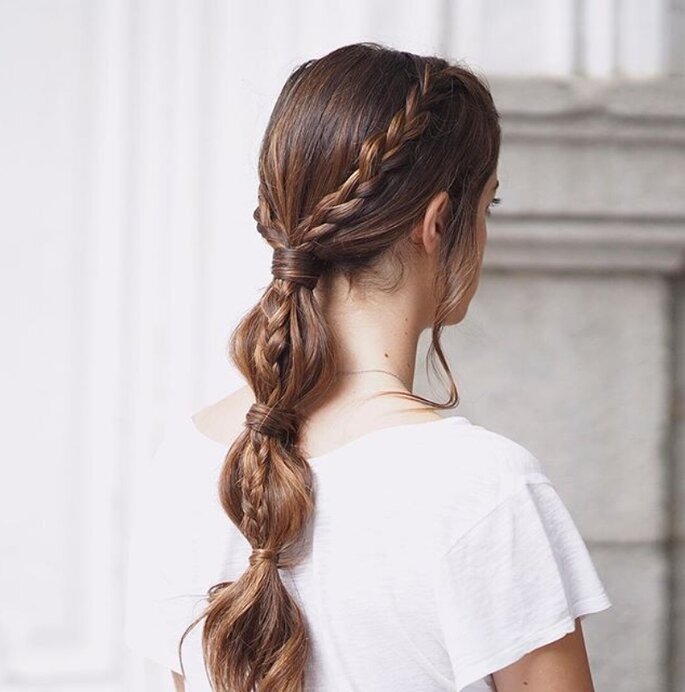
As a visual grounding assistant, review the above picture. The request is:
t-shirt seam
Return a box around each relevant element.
[438,477,554,561]
[436,430,552,560]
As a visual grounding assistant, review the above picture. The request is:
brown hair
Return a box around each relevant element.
[179,41,500,690]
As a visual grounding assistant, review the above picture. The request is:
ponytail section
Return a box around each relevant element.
[179,243,336,691]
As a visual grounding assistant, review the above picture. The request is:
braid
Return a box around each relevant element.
[296,63,441,246]
[239,286,292,546]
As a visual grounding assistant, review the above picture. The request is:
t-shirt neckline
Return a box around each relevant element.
[306,415,466,464]
[188,412,467,466]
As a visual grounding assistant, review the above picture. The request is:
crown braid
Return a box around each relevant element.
[252,62,450,265]
[296,63,444,246]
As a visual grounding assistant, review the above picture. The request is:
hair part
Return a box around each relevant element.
[178,41,501,691]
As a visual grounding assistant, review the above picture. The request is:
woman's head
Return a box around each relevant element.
[179,42,500,691]
[255,43,500,325]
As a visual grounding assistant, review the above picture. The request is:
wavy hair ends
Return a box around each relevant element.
[177,42,501,690]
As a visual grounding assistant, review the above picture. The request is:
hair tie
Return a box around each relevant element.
[271,246,324,290]
[244,402,299,440]
[249,547,282,568]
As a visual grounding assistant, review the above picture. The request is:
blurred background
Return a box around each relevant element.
[1,0,684,690]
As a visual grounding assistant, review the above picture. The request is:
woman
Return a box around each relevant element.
[124,42,612,691]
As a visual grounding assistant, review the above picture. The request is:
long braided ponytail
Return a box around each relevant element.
[178,42,500,691]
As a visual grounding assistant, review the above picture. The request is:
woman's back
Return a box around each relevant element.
[124,42,611,690]
[124,388,611,691]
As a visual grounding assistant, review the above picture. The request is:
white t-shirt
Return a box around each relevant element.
[124,402,612,691]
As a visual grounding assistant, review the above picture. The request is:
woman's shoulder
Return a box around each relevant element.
[452,420,548,480]
[182,390,548,486]
[189,383,255,447]
[425,415,550,489]
[421,416,555,537]
[142,386,253,489]
[172,387,552,508]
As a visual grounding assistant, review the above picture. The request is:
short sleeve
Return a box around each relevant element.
[123,409,212,674]
[435,475,612,691]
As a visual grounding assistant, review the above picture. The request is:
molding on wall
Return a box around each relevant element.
[481,78,685,275]
[491,77,685,121]
[486,216,685,274]
[490,77,685,144]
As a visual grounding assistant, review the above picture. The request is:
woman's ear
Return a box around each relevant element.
[412,191,449,254]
